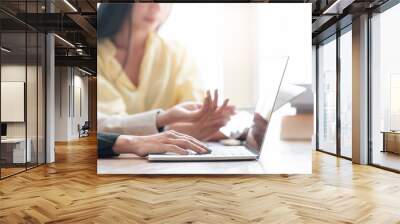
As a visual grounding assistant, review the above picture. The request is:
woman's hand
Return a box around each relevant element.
[156,90,235,128]
[167,90,236,141]
[167,122,227,142]
[112,130,210,157]
[156,102,202,127]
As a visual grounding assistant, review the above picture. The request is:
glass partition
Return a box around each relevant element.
[0,1,46,179]
[370,3,400,171]
[27,30,38,169]
[0,13,28,177]
[339,27,352,158]
[317,35,337,155]
[38,31,45,165]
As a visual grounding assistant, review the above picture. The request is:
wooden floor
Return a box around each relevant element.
[1,136,400,223]
[1,167,26,178]
[372,150,400,171]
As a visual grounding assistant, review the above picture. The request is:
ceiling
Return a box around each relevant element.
[0,0,393,74]
[0,0,97,73]
[310,0,391,43]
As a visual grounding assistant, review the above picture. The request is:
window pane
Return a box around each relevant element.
[38,32,45,165]
[371,3,400,171]
[1,6,28,177]
[340,29,352,158]
[27,30,38,169]
[318,37,337,154]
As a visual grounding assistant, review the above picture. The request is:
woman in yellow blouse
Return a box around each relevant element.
[98,3,203,114]
[97,3,234,140]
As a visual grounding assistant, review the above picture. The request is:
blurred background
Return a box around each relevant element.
[159,3,313,141]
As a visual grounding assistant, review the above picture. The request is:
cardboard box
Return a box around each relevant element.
[280,113,313,141]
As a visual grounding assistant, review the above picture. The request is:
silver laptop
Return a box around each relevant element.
[148,57,289,162]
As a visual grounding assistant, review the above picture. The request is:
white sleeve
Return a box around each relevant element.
[97,110,163,136]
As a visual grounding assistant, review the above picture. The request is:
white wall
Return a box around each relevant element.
[1,65,37,138]
[1,64,46,163]
[1,66,26,128]
[72,73,89,138]
[55,67,68,141]
[54,67,89,141]
[1,66,26,141]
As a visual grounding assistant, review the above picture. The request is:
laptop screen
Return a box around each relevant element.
[244,57,289,153]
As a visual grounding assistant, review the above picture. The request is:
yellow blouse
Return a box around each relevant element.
[97,32,204,117]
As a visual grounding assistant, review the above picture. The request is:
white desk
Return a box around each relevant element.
[97,110,313,175]
[1,138,31,163]
[1,138,26,143]
[97,138,312,175]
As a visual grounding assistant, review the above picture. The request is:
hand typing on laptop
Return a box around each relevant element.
[111,130,211,157]
[98,90,232,159]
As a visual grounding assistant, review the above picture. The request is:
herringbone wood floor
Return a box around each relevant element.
[1,136,400,224]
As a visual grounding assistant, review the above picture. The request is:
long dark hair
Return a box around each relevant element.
[97,3,133,41]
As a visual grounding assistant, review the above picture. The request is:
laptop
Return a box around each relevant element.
[148,57,289,162]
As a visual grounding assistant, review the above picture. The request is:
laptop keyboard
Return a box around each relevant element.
[182,145,256,157]
[149,144,258,161]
